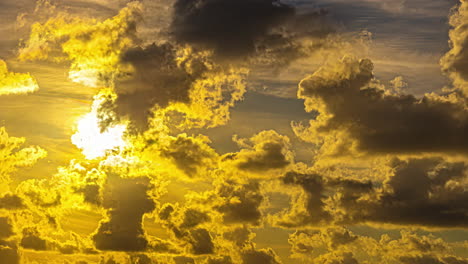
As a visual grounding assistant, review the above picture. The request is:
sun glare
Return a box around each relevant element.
[71,112,127,159]
[71,95,127,160]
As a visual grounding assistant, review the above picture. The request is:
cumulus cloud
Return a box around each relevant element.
[241,248,282,264]
[0,127,47,190]
[159,134,217,177]
[0,193,25,209]
[0,216,19,263]
[20,227,48,251]
[170,0,332,62]
[5,1,468,263]
[294,56,468,156]
[0,239,19,264]
[0,60,39,95]
[441,0,468,94]
[185,179,265,226]
[223,130,294,173]
[115,43,247,130]
[18,1,142,88]
[19,3,248,131]
[288,227,466,264]
[276,157,468,228]
[93,174,155,251]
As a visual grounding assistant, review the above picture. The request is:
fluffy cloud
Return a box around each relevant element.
[4,1,468,263]
[276,157,468,228]
[18,1,142,88]
[19,2,248,131]
[93,174,155,251]
[223,130,294,173]
[171,0,332,62]
[0,127,47,190]
[0,60,39,95]
[241,248,282,264]
[159,134,217,177]
[288,227,467,264]
[116,44,247,130]
[441,0,468,94]
[295,56,468,156]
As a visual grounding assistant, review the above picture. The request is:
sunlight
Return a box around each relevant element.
[71,91,127,160]
[71,111,127,159]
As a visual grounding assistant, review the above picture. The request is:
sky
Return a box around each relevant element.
[0,0,468,263]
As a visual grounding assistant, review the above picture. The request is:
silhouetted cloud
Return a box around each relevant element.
[171,0,331,61]
[93,175,155,251]
[295,56,468,156]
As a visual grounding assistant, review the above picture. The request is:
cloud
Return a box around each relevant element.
[206,256,233,264]
[19,4,248,130]
[315,252,359,264]
[0,239,19,264]
[0,217,15,239]
[5,1,468,263]
[0,60,39,95]
[0,127,47,190]
[189,228,215,254]
[276,157,468,228]
[223,130,294,173]
[18,1,142,88]
[0,193,25,209]
[209,179,264,226]
[240,248,282,264]
[20,227,48,251]
[170,0,332,62]
[441,0,468,94]
[174,256,195,264]
[159,134,217,177]
[294,56,468,156]
[92,174,155,251]
[114,43,248,130]
[288,227,465,264]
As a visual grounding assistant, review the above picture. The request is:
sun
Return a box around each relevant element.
[71,94,128,160]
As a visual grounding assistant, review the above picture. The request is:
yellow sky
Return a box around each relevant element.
[0,0,467,264]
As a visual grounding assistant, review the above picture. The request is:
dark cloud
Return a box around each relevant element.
[0,240,19,264]
[180,209,211,229]
[156,205,214,255]
[93,175,155,251]
[189,228,215,254]
[241,248,282,264]
[174,256,195,264]
[441,0,468,94]
[214,180,264,225]
[280,171,333,226]
[278,157,468,228]
[106,42,246,130]
[171,0,332,61]
[206,256,233,264]
[75,184,101,206]
[20,227,47,251]
[399,255,468,264]
[0,193,25,209]
[363,158,468,228]
[296,56,468,155]
[159,134,216,177]
[130,254,154,264]
[0,217,14,239]
[322,252,359,264]
[224,130,293,173]
[114,43,201,129]
[289,226,467,263]
[222,227,253,249]
[171,0,294,58]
